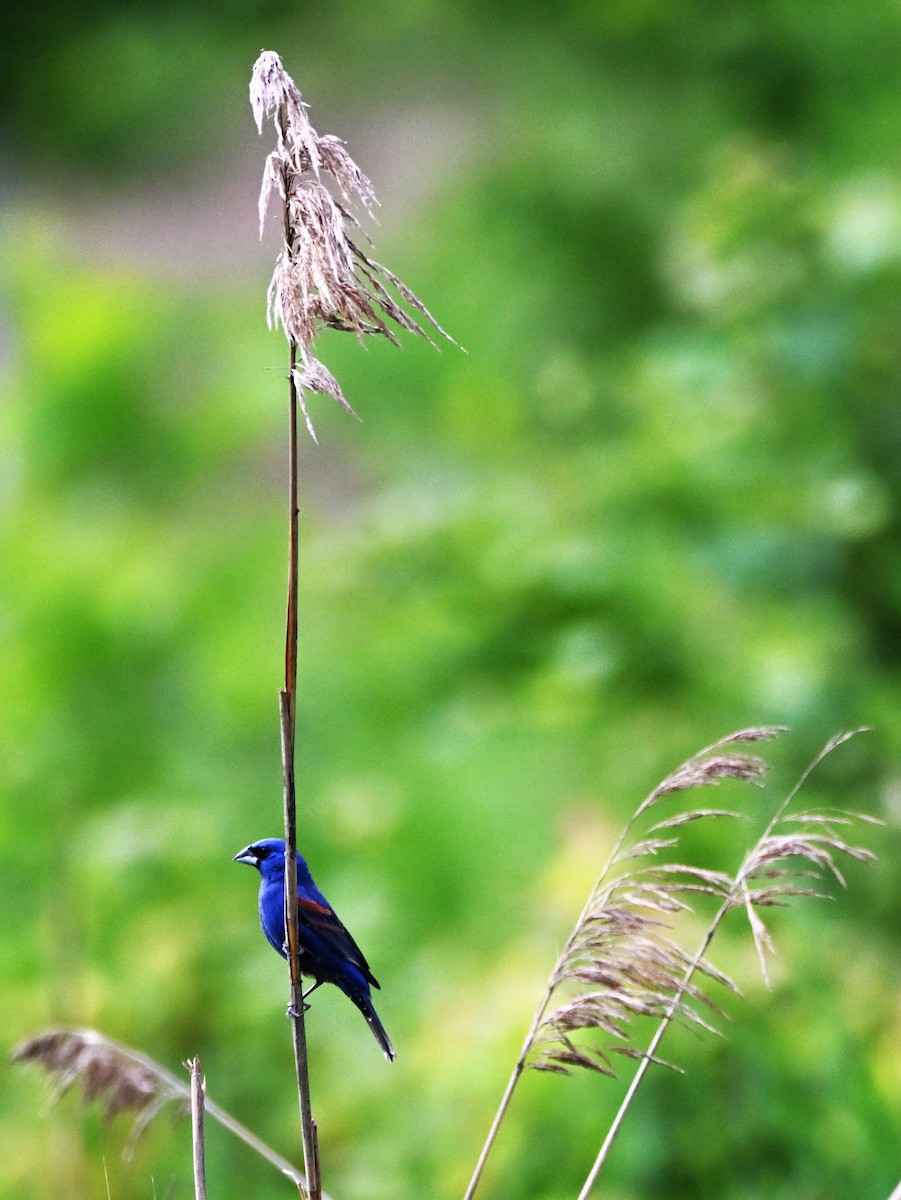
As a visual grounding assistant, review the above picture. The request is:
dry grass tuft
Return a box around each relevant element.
[250,50,456,438]
[12,1029,185,1149]
[527,727,879,1085]
[526,727,878,1085]
[727,729,879,985]
[462,727,879,1200]
[527,726,780,1076]
[12,1028,309,1188]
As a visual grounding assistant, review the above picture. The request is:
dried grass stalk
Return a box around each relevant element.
[13,1028,180,1146]
[12,1029,312,1194]
[186,1057,207,1200]
[726,728,878,986]
[463,727,880,1200]
[528,727,778,1077]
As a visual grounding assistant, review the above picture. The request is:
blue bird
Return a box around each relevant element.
[234,837,395,1061]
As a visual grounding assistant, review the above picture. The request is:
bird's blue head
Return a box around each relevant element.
[233,838,287,880]
[234,838,317,887]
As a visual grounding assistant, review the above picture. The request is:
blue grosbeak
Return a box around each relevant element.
[234,838,395,1061]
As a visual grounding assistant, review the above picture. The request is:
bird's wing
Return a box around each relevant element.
[297,894,380,989]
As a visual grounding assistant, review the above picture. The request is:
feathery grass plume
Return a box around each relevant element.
[250,50,455,439]
[463,728,780,1200]
[726,728,880,987]
[528,726,780,1078]
[13,1028,178,1139]
[12,1029,312,1194]
[572,728,878,1200]
[464,727,880,1200]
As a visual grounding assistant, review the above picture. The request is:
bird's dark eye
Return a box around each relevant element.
[254,844,270,859]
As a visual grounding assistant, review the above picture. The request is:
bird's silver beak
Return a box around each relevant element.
[233,846,258,866]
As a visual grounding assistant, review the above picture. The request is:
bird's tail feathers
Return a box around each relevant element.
[354,994,395,1062]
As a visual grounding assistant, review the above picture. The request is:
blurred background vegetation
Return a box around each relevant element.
[2,1,900,1197]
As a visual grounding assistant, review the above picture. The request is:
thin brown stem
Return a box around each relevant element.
[285,342,299,711]
[280,692,318,1200]
[186,1058,207,1200]
[280,331,320,1200]
[462,788,645,1200]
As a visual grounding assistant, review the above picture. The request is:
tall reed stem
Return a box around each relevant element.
[186,1057,207,1200]
[462,782,651,1200]
[249,48,454,1197]
[280,339,321,1200]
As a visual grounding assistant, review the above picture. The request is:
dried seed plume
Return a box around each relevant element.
[250,50,456,438]
[528,727,778,1076]
[462,727,880,1200]
[12,1027,309,1189]
[726,728,879,986]
[12,1029,185,1151]
[527,726,878,1077]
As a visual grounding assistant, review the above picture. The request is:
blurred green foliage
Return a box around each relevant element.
[2,2,900,1198]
